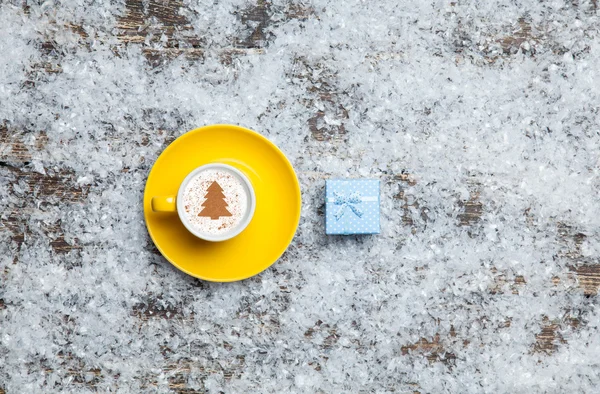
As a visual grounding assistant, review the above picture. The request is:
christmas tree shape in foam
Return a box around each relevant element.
[198,181,232,220]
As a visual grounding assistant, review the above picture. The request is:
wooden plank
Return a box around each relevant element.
[112,0,314,66]
[3,211,81,255]
[457,191,483,226]
[114,0,203,66]
[0,164,89,202]
[235,0,272,48]
[533,320,564,353]
[557,222,587,259]
[115,0,196,45]
[401,315,574,361]
[571,265,600,296]
[556,223,600,295]
[0,125,83,255]
[18,0,317,73]
[0,126,30,163]
[234,1,315,48]
[0,164,87,254]
[532,316,580,354]
[0,124,48,164]
[401,332,458,364]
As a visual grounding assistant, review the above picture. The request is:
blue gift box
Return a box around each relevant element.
[325,179,380,235]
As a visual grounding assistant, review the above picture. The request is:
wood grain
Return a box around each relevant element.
[0,161,87,254]
[457,191,483,226]
[532,316,579,354]
[235,1,315,48]
[557,223,600,295]
[401,332,458,364]
[533,320,564,353]
[1,164,89,202]
[0,125,87,254]
[236,0,272,48]
[571,265,600,296]
[0,126,30,163]
[0,124,48,163]
[114,0,203,66]
[116,0,196,45]
[113,0,313,66]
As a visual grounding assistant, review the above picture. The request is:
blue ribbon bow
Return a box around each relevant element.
[333,191,363,220]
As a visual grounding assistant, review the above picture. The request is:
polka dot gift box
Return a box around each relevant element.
[325,179,380,235]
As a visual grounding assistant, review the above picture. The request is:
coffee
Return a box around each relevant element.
[181,169,248,235]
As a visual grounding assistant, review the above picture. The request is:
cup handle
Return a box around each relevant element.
[151,195,176,212]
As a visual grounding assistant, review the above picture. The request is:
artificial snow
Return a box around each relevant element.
[1,0,600,392]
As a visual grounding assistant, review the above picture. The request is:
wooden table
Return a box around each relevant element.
[1,1,599,392]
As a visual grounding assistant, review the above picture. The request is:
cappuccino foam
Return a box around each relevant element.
[182,169,248,235]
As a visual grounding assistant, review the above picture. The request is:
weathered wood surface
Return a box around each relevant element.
[2,1,599,392]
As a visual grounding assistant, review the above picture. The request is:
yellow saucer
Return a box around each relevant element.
[143,125,301,282]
